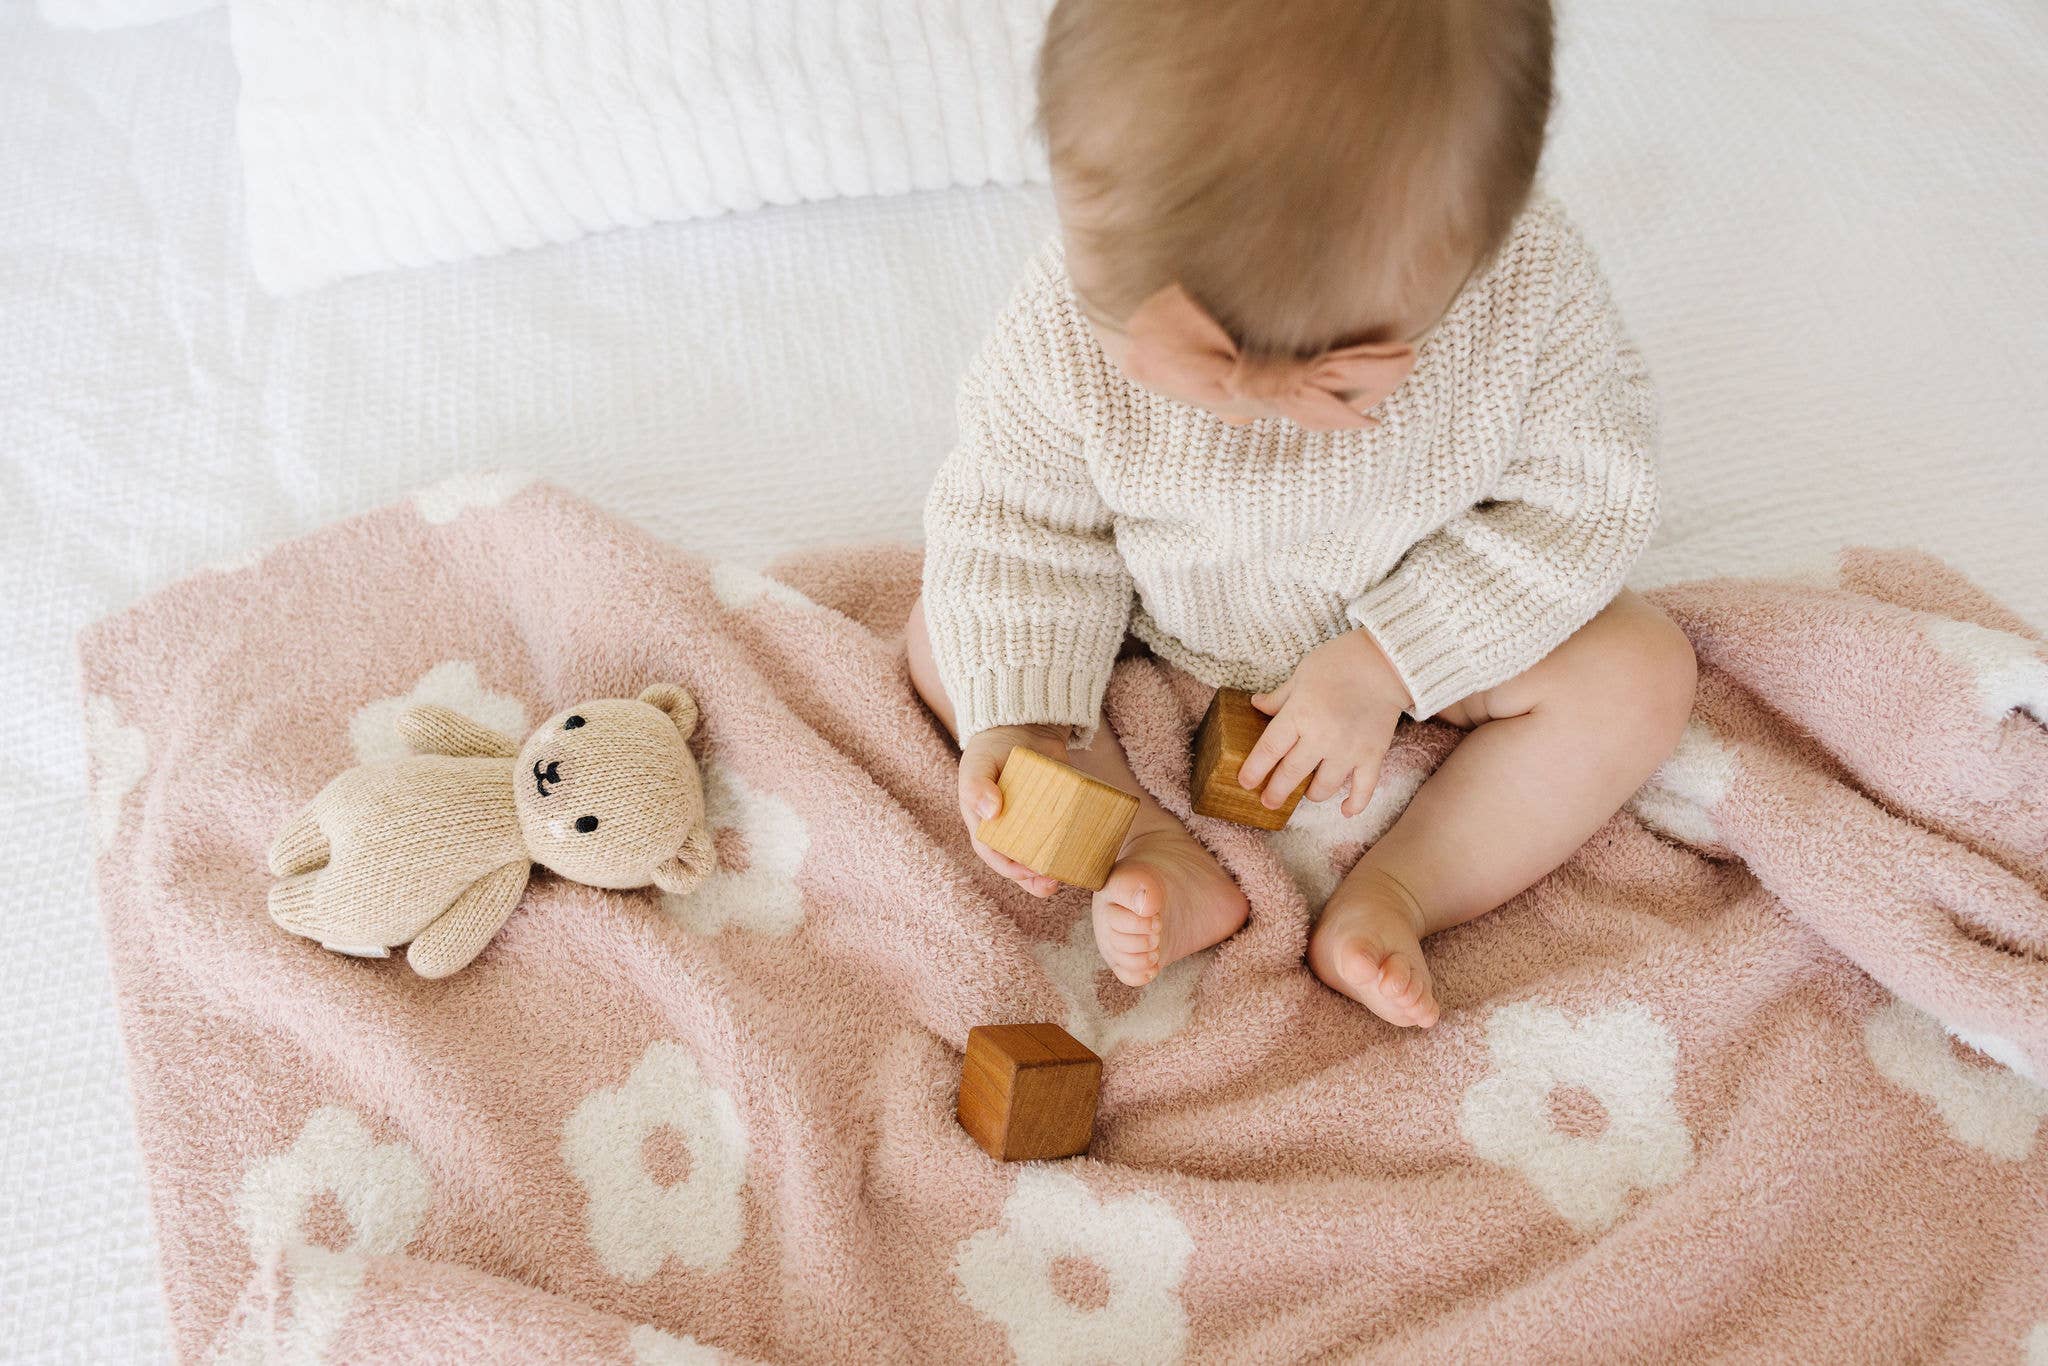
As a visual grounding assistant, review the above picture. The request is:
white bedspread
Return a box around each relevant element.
[4,2,2044,1359]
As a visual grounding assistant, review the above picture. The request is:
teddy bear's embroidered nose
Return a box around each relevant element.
[533,759,562,798]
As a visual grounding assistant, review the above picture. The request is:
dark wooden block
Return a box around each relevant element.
[957,1022,1101,1162]
[1190,687,1309,830]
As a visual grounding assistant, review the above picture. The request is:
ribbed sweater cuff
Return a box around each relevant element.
[1346,572,1487,721]
[951,662,1110,749]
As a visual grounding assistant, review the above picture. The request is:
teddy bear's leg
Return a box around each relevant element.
[267,873,322,933]
[405,861,531,979]
[268,873,392,957]
[267,807,331,878]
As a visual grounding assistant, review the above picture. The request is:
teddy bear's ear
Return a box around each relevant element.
[638,682,701,741]
[650,824,716,897]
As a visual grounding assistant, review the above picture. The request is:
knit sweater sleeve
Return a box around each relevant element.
[1345,218,1660,720]
[921,246,1134,744]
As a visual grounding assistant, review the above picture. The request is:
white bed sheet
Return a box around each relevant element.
[3,3,2043,1361]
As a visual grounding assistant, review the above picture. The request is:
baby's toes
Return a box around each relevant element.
[1384,951,1434,1002]
[1102,902,1160,944]
[1104,943,1160,987]
[1090,902,1151,983]
[1383,952,1440,1026]
[1378,952,1416,998]
[1103,924,1158,957]
[1333,939,1383,995]
[1106,863,1167,919]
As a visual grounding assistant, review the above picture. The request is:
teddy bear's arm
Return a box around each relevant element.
[651,823,718,897]
[397,705,519,759]
[405,860,531,978]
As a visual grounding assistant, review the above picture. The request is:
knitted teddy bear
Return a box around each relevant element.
[267,683,715,978]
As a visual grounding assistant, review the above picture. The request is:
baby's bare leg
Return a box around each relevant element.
[1310,591,1696,1026]
[906,597,1248,985]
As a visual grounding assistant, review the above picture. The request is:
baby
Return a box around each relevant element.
[907,0,1696,1029]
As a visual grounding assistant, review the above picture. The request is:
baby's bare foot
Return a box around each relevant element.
[1308,864,1440,1028]
[1092,823,1248,987]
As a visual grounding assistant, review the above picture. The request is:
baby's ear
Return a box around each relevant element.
[638,683,701,741]
[650,825,716,897]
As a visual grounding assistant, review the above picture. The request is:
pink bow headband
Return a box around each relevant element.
[1118,283,1418,430]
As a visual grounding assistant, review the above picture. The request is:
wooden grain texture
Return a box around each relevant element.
[974,747,1139,890]
[1190,687,1308,830]
[957,1022,1101,1162]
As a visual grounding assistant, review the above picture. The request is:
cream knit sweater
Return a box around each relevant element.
[922,195,1659,741]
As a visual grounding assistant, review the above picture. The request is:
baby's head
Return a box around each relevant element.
[1039,0,1553,426]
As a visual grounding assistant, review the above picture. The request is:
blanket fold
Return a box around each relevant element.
[78,479,2046,1363]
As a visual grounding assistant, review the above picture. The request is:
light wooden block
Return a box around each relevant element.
[957,1022,1101,1162]
[1190,687,1309,830]
[975,746,1139,891]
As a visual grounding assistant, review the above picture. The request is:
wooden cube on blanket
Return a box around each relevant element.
[958,1023,1101,1162]
[1190,687,1310,830]
[974,747,1139,891]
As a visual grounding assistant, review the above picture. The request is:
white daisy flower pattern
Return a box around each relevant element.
[1920,617,2048,724]
[211,1244,380,1366]
[83,693,148,854]
[411,470,536,525]
[629,1324,732,1365]
[1777,555,1844,590]
[1459,1002,1693,1232]
[660,761,808,937]
[709,561,814,612]
[954,1166,1195,1366]
[348,660,527,765]
[1625,718,1739,851]
[228,1106,430,1361]
[1864,999,2048,1161]
[1033,916,1201,1055]
[1944,1024,2039,1085]
[563,1040,749,1282]
[235,1106,431,1263]
[1269,767,1427,908]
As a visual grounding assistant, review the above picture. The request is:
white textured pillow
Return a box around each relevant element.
[230,0,1053,293]
[39,0,216,29]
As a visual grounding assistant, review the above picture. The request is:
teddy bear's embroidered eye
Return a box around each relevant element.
[574,815,599,834]
[563,715,586,730]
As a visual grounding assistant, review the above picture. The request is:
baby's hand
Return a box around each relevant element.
[1239,631,1412,817]
[959,724,1072,898]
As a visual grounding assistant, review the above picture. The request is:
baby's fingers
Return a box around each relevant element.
[1238,712,1298,791]
[1262,741,1320,809]
[970,836,1058,897]
[1248,681,1291,716]
[1307,760,1348,804]
[959,749,1005,825]
[1339,750,1389,818]
[1339,777,1370,819]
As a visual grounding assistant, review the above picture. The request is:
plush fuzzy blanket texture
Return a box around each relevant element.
[79,479,2047,1362]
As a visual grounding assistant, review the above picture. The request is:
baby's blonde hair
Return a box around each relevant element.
[1038,0,1554,359]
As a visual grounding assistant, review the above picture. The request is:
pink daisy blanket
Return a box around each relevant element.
[78,478,2048,1362]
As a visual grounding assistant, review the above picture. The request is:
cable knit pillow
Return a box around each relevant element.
[229,0,1053,293]
[38,0,216,29]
